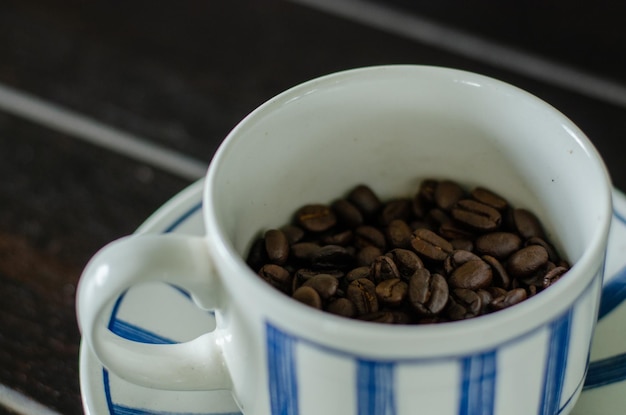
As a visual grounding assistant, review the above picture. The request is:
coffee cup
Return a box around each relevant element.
[77,65,612,415]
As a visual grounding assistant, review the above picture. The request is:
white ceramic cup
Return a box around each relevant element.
[77,65,612,415]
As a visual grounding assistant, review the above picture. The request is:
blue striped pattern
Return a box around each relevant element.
[267,323,300,415]
[356,360,396,415]
[538,308,574,415]
[458,351,497,415]
[99,191,626,414]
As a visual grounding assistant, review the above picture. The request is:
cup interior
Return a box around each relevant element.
[205,65,611,345]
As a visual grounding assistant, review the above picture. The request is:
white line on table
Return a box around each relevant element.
[291,0,626,109]
[0,83,207,181]
[0,384,63,415]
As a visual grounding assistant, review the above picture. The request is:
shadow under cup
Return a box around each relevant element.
[205,66,612,414]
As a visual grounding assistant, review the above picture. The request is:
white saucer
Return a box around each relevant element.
[79,180,626,415]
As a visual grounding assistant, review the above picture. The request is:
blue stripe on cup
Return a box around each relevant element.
[538,308,574,415]
[458,350,497,415]
[356,360,396,415]
[267,323,300,415]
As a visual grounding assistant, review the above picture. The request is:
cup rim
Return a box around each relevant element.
[203,64,613,354]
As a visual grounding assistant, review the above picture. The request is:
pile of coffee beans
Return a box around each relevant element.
[246,180,570,324]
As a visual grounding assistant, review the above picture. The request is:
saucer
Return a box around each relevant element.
[79,180,626,415]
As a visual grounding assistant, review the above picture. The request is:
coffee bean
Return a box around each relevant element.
[380,199,411,225]
[296,204,337,232]
[435,180,465,211]
[443,250,481,275]
[411,228,453,261]
[347,278,379,315]
[264,229,289,265]
[447,288,482,320]
[326,298,356,318]
[358,311,396,324]
[371,255,400,282]
[451,199,502,232]
[408,269,449,316]
[375,278,408,307]
[448,259,493,290]
[508,208,545,239]
[386,219,413,248]
[332,199,364,228]
[293,286,322,309]
[303,274,339,300]
[355,225,386,250]
[348,185,382,218]
[258,264,292,294]
[310,245,354,269]
[491,288,528,311]
[281,225,305,245]
[385,248,424,279]
[471,187,508,211]
[290,242,320,261]
[248,179,569,324]
[543,266,569,288]
[356,245,383,267]
[482,255,511,289]
[507,245,549,279]
[346,266,372,282]
[475,232,522,259]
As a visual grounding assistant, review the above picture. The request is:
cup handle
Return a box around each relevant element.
[76,234,232,391]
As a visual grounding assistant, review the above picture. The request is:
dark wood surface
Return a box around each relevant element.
[0,1,625,414]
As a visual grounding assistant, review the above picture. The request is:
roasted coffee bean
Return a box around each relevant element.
[448,259,493,290]
[385,248,424,279]
[471,187,508,211]
[451,199,502,232]
[303,274,340,300]
[475,232,522,259]
[332,199,364,228]
[411,228,453,261]
[507,245,549,279]
[543,266,569,288]
[310,245,354,269]
[347,278,379,315]
[371,255,401,282]
[321,229,353,246]
[356,246,383,267]
[290,242,320,261]
[482,255,511,289]
[281,225,305,245]
[293,286,322,309]
[508,208,545,239]
[450,238,473,252]
[386,219,413,248]
[246,237,268,271]
[358,311,396,324]
[435,180,465,211]
[491,288,528,311]
[354,225,387,250]
[443,250,481,275]
[248,179,570,324]
[525,237,561,263]
[408,269,449,315]
[380,199,411,225]
[326,298,356,318]
[348,185,382,218]
[296,204,337,233]
[375,278,408,307]
[258,264,292,294]
[447,288,482,320]
[264,229,290,265]
[346,266,372,282]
